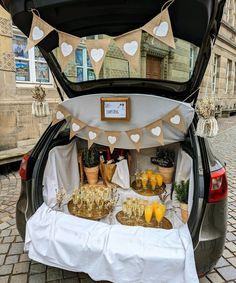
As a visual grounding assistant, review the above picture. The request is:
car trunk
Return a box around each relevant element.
[25,93,200,282]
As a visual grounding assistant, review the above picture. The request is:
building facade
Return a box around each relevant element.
[200,0,236,116]
[0,1,235,153]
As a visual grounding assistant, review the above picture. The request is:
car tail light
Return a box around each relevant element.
[208,167,228,203]
[19,154,30,181]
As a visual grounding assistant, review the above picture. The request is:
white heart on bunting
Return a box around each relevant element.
[91,48,104,62]
[170,115,181,125]
[131,134,140,143]
[151,126,161,136]
[153,21,169,37]
[72,123,81,132]
[89,131,97,140]
[123,41,138,56]
[61,42,73,57]
[108,136,117,145]
[56,111,64,120]
[32,26,44,41]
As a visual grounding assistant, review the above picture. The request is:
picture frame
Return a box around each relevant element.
[101,97,130,121]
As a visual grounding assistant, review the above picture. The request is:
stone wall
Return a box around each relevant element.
[0,6,59,151]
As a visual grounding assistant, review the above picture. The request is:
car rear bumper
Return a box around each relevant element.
[194,199,227,275]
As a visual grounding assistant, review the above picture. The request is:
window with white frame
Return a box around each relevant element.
[75,47,96,82]
[13,29,52,84]
[225,59,232,94]
[211,54,220,94]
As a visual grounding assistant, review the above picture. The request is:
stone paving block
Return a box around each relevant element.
[217,266,236,281]
[3,236,15,243]
[30,263,46,274]
[0,223,10,231]
[223,249,234,258]
[8,243,24,255]
[19,253,30,262]
[10,274,28,283]
[10,229,19,236]
[0,264,13,276]
[63,269,78,279]
[15,236,22,243]
[5,255,19,265]
[80,278,96,283]
[215,257,230,268]
[0,254,5,265]
[47,267,63,281]
[29,273,46,283]
[225,242,236,253]
[7,219,16,226]
[0,229,10,237]
[206,272,225,283]
[0,244,10,254]
[13,262,30,274]
[227,257,236,267]
[0,276,9,283]
[61,278,80,283]
[226,232,236,241]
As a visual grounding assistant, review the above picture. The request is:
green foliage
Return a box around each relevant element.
[174,179,189,204]
[83,146,100,168]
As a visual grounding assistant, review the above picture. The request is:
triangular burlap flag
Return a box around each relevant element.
[114,29,142,72]
[27,12,54,50]
[69,117,87,139]
[104,131,121,153]
[51,105,71,126]
[86,38,111,78]
[86,126,101,149]
[142,8,175,49]
[146,119,164,145]
[162,107,186,133]
[58,31,80,71]
[126,128,143,152]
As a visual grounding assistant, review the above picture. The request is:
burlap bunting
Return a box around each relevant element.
[86,126,101,149]
[104,131,121,153]
[69,117,87,140]
[27,12,54,50]
[86,38,111,78]
[141,8,175,49]
[52,105,71,126]
[58,31,80,71]
[126,128,143,152]
[146,119,164,145]
[162,107,186,133]
[114,29,142,72]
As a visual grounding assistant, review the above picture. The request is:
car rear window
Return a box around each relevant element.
[52,34,199,84]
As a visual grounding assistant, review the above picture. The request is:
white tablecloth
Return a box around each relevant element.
[25,203,198,283]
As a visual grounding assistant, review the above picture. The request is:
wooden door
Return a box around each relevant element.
[146,56,161,79]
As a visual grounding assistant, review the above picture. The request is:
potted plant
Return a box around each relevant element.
[155,148,175,184]
[83,146,100,185]
[174,179,189,223]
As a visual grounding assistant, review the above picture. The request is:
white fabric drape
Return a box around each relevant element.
[25,141,199,283]
[25,203,198,283]
[42,140,80,207]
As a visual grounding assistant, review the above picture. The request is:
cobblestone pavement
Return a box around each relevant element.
[0,116,236,283]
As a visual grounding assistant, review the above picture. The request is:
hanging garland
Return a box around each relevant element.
[51,103,186,152]
[26,0,176,77]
